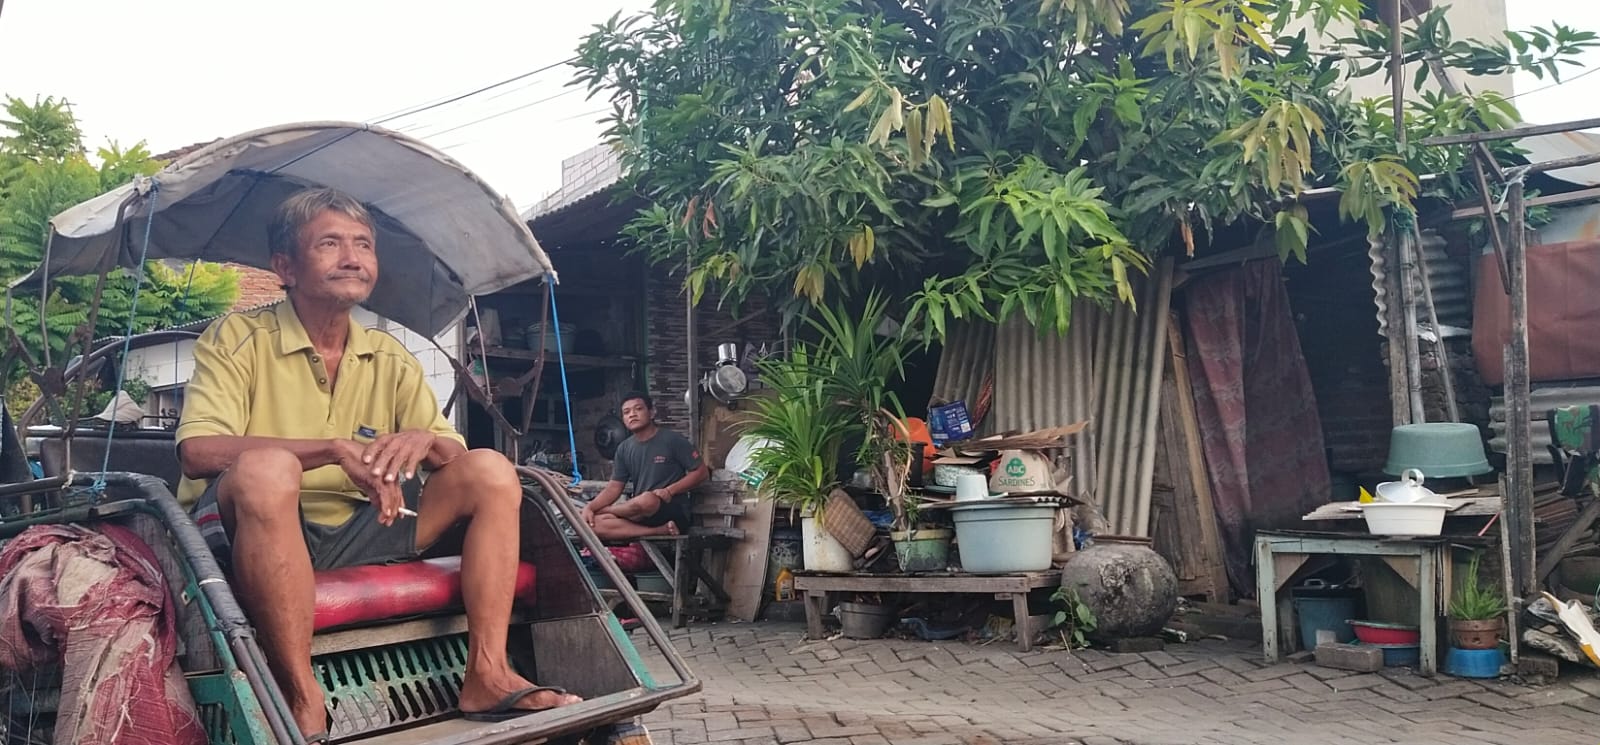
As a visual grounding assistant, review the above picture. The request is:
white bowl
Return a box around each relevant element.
[1360,502,1448,536]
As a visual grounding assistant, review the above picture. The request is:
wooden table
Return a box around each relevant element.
[1255,531,1452,675]
[792,571,1062,651]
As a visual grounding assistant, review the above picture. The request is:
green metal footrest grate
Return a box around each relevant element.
[317,631,470,739]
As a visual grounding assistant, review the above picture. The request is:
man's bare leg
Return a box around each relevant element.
[592,513,679,541]
[415,449,582,714]
[217,448,326,738]
[601,491,666,522]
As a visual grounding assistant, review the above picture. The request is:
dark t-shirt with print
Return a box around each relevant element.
[612,428,702,527]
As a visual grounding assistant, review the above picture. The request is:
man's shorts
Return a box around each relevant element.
[192,476,423,572]
[634,495,690,531]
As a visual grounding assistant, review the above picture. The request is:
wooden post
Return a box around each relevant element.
[1381,234,1413,427]
[1413,227,1461,424]
[1504,180,1536,600]
[1398,228,1425,423]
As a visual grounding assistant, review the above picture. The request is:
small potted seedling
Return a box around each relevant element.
[1448,553,1507,650]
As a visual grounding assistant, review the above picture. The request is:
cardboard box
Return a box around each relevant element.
[928,401,975,446]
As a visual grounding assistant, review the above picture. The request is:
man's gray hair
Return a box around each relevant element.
[267,188,375,257]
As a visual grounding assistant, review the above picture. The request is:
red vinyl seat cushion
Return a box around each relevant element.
[311,557,537,632]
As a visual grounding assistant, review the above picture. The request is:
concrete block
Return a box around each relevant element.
[1314,642,1384,673]
[1108,637,1165,653]
[1517,653,1561,682]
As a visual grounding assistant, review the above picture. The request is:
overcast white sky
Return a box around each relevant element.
[0,1,1595,210]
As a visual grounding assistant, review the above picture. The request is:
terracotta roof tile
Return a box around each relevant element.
[229,264,284,311]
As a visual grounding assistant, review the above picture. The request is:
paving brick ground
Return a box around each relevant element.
[634,622,1600,745]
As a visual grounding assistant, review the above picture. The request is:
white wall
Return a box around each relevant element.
[124,306,463,429]
[1290,0,1512,102]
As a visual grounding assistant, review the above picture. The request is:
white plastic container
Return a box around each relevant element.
[1360,501,1448,536]
[954,472,991,502]
[800,515,854,572]
[1374,468,1441,504]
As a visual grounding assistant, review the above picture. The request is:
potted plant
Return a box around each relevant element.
[807,294,952,570]
[1449,553,1508,650]
[889,493,953,572]
[745,345,859,572]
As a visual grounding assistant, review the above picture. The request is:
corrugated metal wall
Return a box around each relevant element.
[928,261,1175,536]
[1369,229,1472,336]
[1489,384,1600,464]
[1092,264,1175,536]
[992,302,1101,498]
[930,319,993,426]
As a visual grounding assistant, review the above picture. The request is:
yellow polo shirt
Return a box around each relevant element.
[175,302,465,526]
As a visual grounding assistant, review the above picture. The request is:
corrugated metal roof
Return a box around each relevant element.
[1521,130,1600,187]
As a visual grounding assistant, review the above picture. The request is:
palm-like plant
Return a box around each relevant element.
[744,345,859,517]
[806,293,917,530]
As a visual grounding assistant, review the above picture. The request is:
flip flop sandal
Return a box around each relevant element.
[461,685,574,723]
[303,733,330,744]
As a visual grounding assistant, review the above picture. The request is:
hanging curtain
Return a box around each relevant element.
[1184,258,1332,597]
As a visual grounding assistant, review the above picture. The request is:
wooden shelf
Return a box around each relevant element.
[474,346,636,369]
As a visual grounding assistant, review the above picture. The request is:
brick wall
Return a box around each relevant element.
[1287,245,1491,480]
[228,264,284,310]
[1287,252,1395,478]
[645,268,781,435]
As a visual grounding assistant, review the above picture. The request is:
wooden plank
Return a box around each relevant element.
[311,611,534,656]
[1151,421,1207,595]
[1379,555,1423,589]
[792,571,1059,594]
[1168,322,1229,601]
[1302,496,1504,521]
[691,501,748,517]
[1449,186,1600,221]
[1535,497,1600,584]
[1506,182,1537,599]
[1419,115,1600,146]
[1256,536,1281,663]
[722,497,776,622]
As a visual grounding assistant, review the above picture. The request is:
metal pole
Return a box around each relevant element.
[685,252,699,448]
[1504,180,1535,600]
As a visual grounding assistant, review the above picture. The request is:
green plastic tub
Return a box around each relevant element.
[950,503,1056,573]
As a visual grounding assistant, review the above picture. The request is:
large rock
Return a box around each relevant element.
[1059,542,1179,641]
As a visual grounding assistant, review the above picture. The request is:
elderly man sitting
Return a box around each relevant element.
[175,188,580,742]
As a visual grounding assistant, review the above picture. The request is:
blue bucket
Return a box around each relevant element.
[1292,590,1358,650]
[1445,647,1505,678]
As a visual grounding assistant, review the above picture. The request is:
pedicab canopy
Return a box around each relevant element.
[15,121,556,338]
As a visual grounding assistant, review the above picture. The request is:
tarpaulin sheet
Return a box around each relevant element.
[0,523,205,745]
[1474,239,1600,386]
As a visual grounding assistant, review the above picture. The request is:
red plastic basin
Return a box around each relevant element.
[1349,620,1421,645]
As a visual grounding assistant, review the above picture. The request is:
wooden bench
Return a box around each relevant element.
[792,570,1063,651]
[583,478,750,627]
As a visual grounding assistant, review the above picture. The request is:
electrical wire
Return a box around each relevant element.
[1507,64,1600,101]
[410,88,584,140]
[369,56,577,126]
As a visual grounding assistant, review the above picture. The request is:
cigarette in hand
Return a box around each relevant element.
[399,507,418,518]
